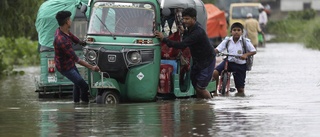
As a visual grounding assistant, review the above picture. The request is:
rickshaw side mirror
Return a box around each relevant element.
[162,8,171,17]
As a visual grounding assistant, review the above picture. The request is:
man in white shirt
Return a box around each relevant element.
[258,5,268,33]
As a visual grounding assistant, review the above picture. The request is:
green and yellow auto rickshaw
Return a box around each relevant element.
[81,0,216,104]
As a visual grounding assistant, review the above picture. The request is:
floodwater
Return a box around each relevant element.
[1,43,320,137]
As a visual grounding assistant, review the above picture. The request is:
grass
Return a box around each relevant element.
[267,15,320,50]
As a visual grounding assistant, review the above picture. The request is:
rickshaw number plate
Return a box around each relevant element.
[137,72,144,80]
[48,75,57,83]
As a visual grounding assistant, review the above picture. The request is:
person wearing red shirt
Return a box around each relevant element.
[54,11,100,103]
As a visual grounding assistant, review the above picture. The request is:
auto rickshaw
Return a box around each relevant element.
[81,0,216,104]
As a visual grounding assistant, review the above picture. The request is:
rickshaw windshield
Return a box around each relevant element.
[88,2,155,37]
[232,6,259,19]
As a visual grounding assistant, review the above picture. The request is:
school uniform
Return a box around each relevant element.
[215,36,256,88]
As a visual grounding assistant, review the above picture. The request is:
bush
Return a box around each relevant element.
[267,19,307,42]
[287,9,316,20]
[0,48,8,74]
[0,37,39,76]
[268,16,320,50]
[305,24,320,50]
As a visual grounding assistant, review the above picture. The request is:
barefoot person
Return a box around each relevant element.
[155,8,215,99]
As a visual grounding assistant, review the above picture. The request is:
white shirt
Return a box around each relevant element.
[216,36,256,64]
[259,11,268,25]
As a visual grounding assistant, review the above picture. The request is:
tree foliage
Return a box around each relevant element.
[0,0,42,40]
[0,0,216,40]
[0,0,42,76]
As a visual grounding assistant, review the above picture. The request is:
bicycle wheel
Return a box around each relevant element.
[221,72,228,95]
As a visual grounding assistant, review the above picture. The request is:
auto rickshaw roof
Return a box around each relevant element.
[35,0,89,48]
[156,0,207,30]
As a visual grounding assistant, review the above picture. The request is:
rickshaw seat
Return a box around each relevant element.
[158,64,174,94]
[161,32,180,59]
[161,60,177,74]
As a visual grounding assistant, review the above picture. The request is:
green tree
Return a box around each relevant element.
[0,0,42,40]
[0,0,42,76]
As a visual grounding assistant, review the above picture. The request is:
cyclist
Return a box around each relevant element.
[212,22,256,97]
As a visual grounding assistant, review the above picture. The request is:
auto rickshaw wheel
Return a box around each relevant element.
[97,90,119,104]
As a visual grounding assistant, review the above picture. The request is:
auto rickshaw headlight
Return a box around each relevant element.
[128,51,141,64]
[88,50,97,61]
[83,48,88,56]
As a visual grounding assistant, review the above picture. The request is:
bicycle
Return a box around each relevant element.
[216,52,240,96]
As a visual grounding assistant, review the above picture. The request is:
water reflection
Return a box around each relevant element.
[37,100,216,137]
[36,99,280,137]
[158,100,215,137]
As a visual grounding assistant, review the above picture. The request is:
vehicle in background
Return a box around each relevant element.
[229,3,263,28]
[80,0,216,104]
[214,0,272,26]
[214,0,254,26]
[204,3,228,47]
[34,0,89,98]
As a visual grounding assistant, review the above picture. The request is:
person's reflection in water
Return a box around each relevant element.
[159,100,215,137]
[158,100,252,136]
[186,100,214,136]
[160,101,174,137]
[58,104,89,136]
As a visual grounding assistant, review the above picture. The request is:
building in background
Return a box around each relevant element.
[280,0,320,11]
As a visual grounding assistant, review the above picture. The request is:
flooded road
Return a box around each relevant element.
[1,43,320,137]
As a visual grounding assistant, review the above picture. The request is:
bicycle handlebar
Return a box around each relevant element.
[217,52,241,58]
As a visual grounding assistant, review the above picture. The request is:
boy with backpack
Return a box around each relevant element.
[213,22,256,97]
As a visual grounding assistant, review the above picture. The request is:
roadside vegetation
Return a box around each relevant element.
[0,0,41,76]
[0,37,39,76]
[267,9,320,50]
